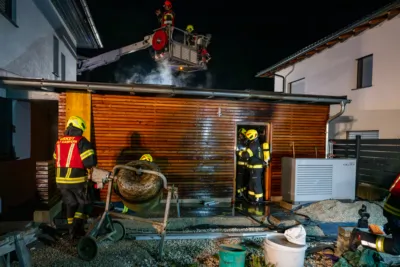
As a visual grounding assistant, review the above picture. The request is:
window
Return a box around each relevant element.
[53,36,59,77]
[289,78,305,94]
[356,55,373,89]
[0,0,16,24]
[347,130,379,140]
[61,53,66,81]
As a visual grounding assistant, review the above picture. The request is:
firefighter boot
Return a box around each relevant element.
[70,219,86,239]
[74,218,86,238]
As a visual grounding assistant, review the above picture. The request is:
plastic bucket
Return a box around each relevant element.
[219,244,246,267]
[264,233,307,267]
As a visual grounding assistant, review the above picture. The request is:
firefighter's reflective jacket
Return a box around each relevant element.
[53,135,97,187]
[158,10,175,27]
[239,139,263,169]
[384,174,400,218]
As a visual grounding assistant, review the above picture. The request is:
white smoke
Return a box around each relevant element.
[115,60,212,88]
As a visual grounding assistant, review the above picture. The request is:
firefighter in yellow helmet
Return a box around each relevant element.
[121,154,153,214]
[185,24,196,46]
[238,129,264,204]
[236,128,248,199]
[140,154,153,162]
[53,116,97,239]
[186,24,194,33]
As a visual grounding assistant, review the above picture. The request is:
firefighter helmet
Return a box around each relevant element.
[66,116,86,132]
[140,154,153,162]
[186,24,194,33]
[238,128,247,136]
[245,129,258,141]
[164,0,172,8]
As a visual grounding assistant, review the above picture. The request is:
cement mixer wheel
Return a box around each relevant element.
[77,236,98,261]
[110,220,126,241]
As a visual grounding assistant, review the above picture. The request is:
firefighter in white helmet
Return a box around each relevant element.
[238,129,264,204]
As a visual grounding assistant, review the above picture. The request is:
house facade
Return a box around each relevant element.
[0,0,102,216]
[256,2,400,140]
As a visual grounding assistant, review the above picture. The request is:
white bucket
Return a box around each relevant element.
[264,233,307,267]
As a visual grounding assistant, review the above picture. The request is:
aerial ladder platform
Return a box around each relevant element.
[77,26,212,75]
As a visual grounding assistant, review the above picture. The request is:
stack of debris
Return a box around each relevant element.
[35,161,60,208]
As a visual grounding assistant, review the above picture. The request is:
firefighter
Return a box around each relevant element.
[238,129,264,204]
[236,128,248,199]
[121,154,153,213]
[155,1,175,28]
[200,48,211,65]
[53,116,97,239]
[349,174,400,255]
[186,24,196,46]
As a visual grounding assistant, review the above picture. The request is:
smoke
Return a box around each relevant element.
[115,60,213,88]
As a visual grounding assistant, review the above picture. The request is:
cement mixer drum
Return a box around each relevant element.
[115,160,163,203]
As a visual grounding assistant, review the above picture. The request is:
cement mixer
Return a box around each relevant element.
[76,161,179,261]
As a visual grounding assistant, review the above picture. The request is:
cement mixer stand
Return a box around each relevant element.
[77,166,179,261]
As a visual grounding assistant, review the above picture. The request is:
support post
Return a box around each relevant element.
[355,135,361,197]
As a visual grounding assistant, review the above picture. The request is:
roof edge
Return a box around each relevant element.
[0,77,351,105]
[255,1,400,78]
[78,0,103,49]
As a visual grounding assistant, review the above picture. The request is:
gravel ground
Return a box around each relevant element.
[13,226,331,267]
[21,235,266,267]
[297,200,387,225]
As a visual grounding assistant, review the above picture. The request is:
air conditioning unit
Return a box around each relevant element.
[281,157,356,204]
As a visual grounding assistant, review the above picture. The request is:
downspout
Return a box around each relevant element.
[274,74,285,93]
[325,101,346,158]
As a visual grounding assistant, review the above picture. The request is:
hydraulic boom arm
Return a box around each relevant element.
[77,34,153,74]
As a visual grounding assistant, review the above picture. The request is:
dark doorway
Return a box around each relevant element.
[234,123,272,201]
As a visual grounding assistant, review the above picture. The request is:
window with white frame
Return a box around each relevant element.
[356,55,373,89]
[347,130,379,140]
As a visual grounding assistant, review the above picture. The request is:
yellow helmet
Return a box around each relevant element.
[140,154,153,162]
[245,129,258,141]
[239,128,247,135]
[66,116,86,132]
[186,24,194,33]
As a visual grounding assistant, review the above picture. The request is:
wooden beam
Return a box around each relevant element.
[315,45,327,51]
[369,16,387,25]
[65,92,92,141]
[326,40,339,46]
[306,50,317,56]
[338,33,353,40]
[387,8,400,20]
[353,25,370,33]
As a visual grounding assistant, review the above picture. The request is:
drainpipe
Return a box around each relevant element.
[325,101,346,158]
[274,74,285,93]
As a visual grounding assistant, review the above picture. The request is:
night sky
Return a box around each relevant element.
[78,0,394,90]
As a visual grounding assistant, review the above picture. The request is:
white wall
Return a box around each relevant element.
[273,16,400,139]
[0,0,76,80]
